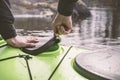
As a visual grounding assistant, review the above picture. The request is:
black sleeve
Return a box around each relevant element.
[0,0,17,40]
[58,0,78,16]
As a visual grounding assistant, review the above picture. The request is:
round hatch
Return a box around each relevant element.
[74,48,120,80]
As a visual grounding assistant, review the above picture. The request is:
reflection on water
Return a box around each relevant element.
[15,7,120,50]
[78,7,113,44]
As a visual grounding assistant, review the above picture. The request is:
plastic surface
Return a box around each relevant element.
[0,38,88,80]
[74,48,120,80]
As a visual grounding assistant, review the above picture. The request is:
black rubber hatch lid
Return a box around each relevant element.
[21,36,61,55]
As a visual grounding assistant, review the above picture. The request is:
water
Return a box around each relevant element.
[14,7,120,51]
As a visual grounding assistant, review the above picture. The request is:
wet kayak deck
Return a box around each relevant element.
[0,39,89,80]
[50,47,89,80]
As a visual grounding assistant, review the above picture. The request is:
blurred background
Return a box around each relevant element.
[9,0,120,50]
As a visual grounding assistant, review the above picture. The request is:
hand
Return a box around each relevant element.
[52,13,72,36]
[6,36,39,48]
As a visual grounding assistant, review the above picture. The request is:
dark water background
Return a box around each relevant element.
[12,0,120,50]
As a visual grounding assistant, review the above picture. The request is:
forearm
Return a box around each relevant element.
[0,23,17,40]
[58,0,78,16]
[0,0,17,40]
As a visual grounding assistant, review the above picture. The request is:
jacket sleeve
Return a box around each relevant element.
[0,0,17,40]
[58,0,78,16]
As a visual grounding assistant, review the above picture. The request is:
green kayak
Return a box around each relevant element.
[0,38,89,80]
[1,36,117,80]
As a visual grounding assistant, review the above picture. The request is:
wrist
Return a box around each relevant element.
[57,13,71,18]
[58,0,77,16]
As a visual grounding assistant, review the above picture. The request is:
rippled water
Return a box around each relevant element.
[15,7,120,50]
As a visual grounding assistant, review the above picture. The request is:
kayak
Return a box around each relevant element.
[1,36,119,80]
[0,38,89,80]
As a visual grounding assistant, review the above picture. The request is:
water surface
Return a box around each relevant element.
[14,7,120,51]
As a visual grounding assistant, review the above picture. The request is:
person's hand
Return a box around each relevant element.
[52,13,72,36]
[6,36,39,48]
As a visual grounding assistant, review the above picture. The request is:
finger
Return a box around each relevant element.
[26,36,39,43]
[53,25,60,36]
[60,26,71,34]
[25,43,36,48]
[55,26,63,35]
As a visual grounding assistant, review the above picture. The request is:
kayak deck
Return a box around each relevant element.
[1,37,119,80]
[0,39,89,80]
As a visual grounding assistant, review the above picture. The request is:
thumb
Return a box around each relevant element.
[25,43,36,48]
